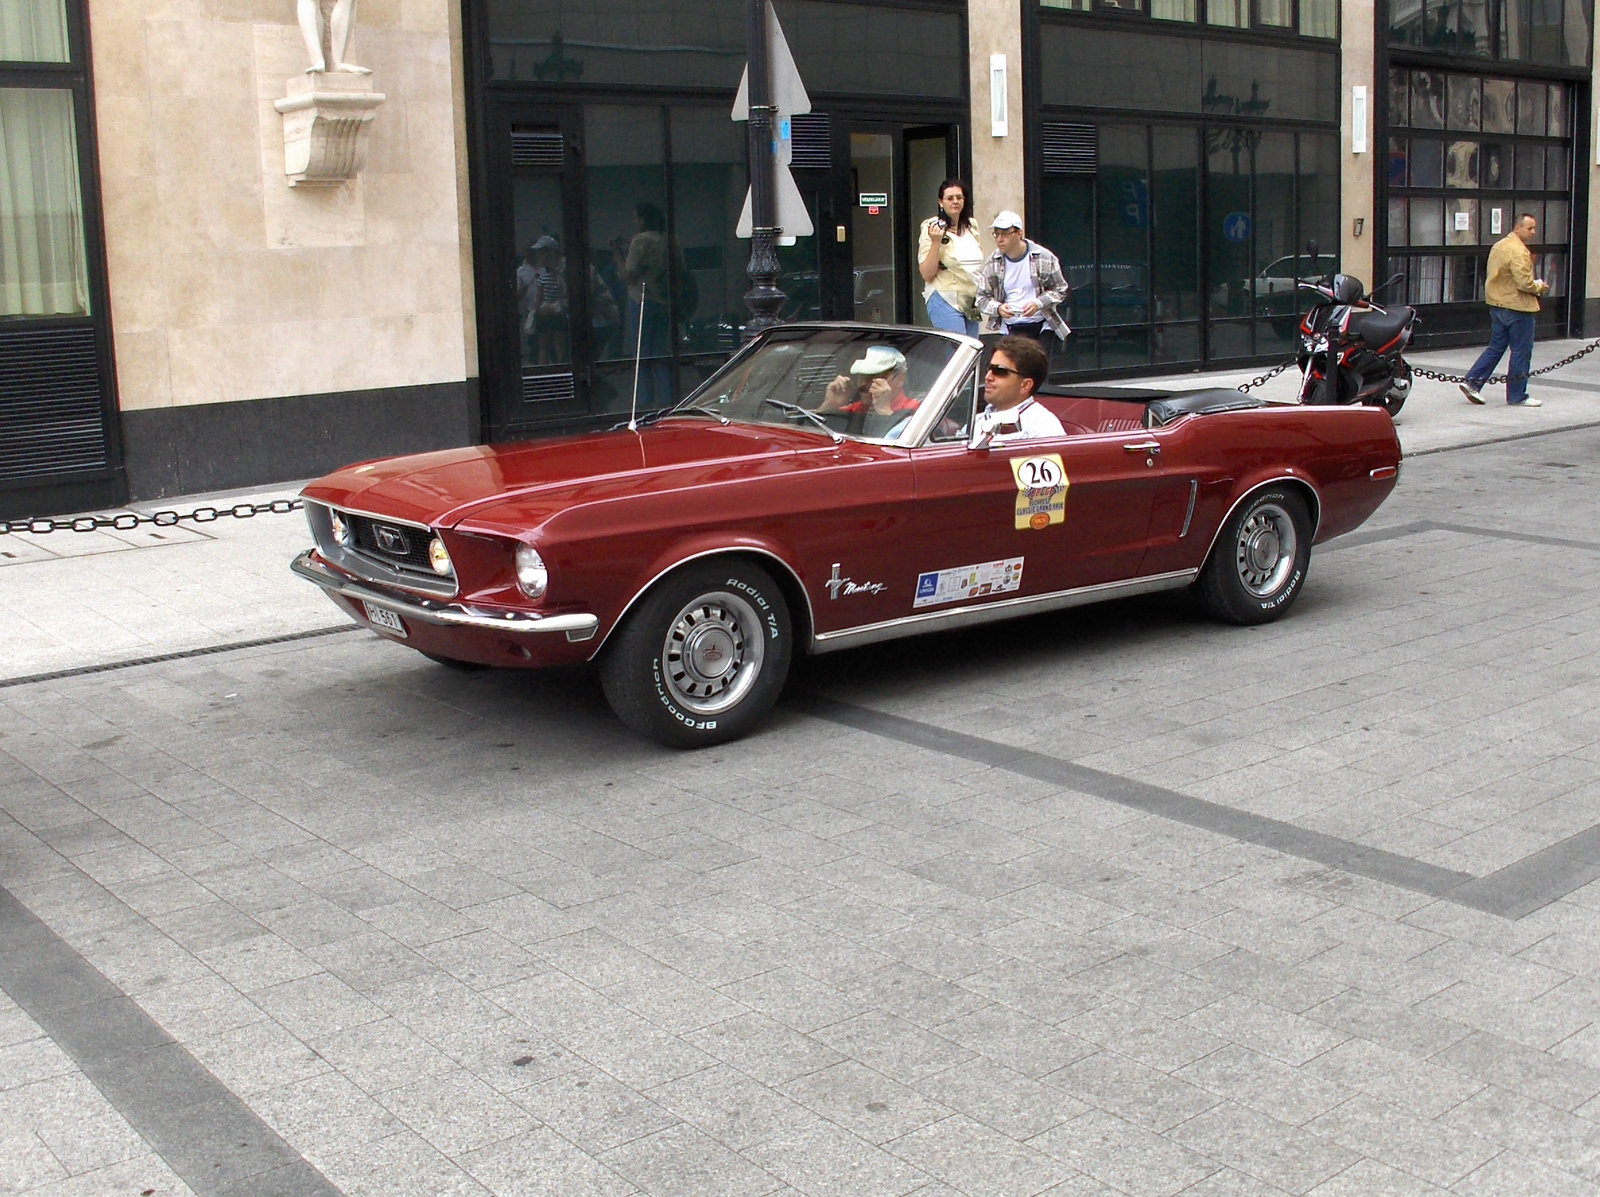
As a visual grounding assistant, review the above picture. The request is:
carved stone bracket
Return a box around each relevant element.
[274,72,385,187]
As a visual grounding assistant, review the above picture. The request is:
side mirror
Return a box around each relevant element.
[968,427,994,452]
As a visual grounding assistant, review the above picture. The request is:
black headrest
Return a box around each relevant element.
[1146,388,1267,427]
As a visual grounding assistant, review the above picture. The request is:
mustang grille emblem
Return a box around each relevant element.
[373,525,410,555]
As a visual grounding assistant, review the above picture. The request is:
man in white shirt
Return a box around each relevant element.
[975,212,1071,346]
[974,336,1066,441]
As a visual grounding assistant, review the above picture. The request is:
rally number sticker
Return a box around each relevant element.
[1010,454,1068,530]
[913,557,1024,609]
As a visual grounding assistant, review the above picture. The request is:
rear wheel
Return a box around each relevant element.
[1195,490,1312,625]
[600,561,792,748]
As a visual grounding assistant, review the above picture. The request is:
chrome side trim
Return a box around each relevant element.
[593,545,819,657]
[1179,479,1199,539]
[810,569,1199,654]
[292,551,598,640]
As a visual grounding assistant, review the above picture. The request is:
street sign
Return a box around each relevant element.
[858,193,888,207]
[1223,212,1251,243]
[733,1,814,242]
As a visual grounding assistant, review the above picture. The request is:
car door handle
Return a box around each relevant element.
[1123,441,1161,454]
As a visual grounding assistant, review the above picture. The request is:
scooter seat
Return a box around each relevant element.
[1347,306,1414,351]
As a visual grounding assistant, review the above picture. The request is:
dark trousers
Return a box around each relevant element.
[1466,306,1536,404]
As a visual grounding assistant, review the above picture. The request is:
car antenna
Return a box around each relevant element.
[627,281,646,432]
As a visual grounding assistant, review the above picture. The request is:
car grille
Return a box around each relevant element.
[347,514,434,574]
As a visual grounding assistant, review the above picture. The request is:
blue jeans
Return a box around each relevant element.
[927,290,978,336]
[1466,307,1536,404]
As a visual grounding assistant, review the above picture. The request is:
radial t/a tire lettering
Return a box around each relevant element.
[1195,490,1312,625]
[600,561,793,748]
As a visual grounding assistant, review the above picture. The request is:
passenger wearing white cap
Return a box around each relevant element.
[819,345,918,416]
[975,212,1071,351]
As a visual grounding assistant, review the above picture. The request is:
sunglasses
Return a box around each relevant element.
[985,363,1019,378]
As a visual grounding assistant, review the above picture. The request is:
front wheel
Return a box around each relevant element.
[600,561,792,748]
[1195,490,1312,625]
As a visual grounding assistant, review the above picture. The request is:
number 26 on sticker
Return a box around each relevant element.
[1009,454,1069,531]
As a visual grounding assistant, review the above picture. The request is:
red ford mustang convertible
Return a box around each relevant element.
[293,324,1400,746]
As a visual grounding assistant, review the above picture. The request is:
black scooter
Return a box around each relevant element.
[1295,241,1417,418]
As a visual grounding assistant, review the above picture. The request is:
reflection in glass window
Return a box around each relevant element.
[1389,0,1423,42]
[1445,141,1477,187]
[1207,0,1247,26]
[1300,0,1337,37]
[1482,200,1512,241]
[1447,76,1481,128]
[1411,72,1444,127]
[1459,0,1491,52]
[1150,0,1196,21]
[1256,0,1292,26]
[0,0,69,62]
[1481,79,1515,131]
[1546,146,1569,191]
[1410,139,1444,187]
[1152,126,1198,321]
[1410,199,1444,246]
[1541,252,1566,295]
[1547,83,1569,136]
[0,88,89,318]
[1529,0,1562,61]
[1409,255,1443,304]
[1480,141,1509,187]
[1389,138,1408,187]
[1517,81,1547,133]
[1389,198,1409,245]
[1545,198,1569,242]
[1513,143,1545,189]
[1389,69,1409,126]
[1446,198,1478,244]
[1444,255,1478,301]
[1097,126,1149,327]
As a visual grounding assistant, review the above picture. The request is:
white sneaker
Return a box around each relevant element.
[1510,397,1542,407]
[1459,383,1485,404]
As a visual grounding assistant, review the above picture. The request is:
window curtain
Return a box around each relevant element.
[0,87,89,317]
[0,0,70,62]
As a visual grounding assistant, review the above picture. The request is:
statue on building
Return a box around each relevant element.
[298,0,370,74]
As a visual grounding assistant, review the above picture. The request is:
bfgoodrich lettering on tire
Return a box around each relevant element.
[600,560,792,747]
[1195,489,1312,625]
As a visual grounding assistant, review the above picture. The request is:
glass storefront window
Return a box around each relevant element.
[1300,0,1337,37]
[1151,0,1196,21]
[1447,76,1481,129]
[1256,0,1292,26]
[1410,139,1443,187]
[1411,72,1444,128]
[1390,70,1409,126]
[0,0,69,62]
[1097,126,1150,327]
[669,108,750,356]
[1392,0,1590,62]
[1481,78,1515,131]
[1445,140,1477,187]
[0,87,89,317]
[1389,197,1409,244]
[1207,0,1247,25]
[1152,126,1199,320]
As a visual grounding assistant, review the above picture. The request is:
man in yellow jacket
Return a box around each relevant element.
[1460,213,1550,407]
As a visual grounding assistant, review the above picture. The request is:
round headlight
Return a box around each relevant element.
[515,543,548,598]
[428,536,454,576]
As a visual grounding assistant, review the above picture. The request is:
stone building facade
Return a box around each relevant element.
[1,0,1595,516]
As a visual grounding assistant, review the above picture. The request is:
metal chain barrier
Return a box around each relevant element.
[1,498,302,536]
[1410,336,1600,386]
[1237,361,1295,392]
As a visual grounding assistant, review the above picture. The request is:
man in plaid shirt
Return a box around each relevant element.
[975,211,1071,354]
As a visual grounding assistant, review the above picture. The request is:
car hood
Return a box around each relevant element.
[302,420,831,528]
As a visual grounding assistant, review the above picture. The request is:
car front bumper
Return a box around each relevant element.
[291,550,599,642]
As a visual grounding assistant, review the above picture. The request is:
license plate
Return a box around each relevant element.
[362,601,407,638]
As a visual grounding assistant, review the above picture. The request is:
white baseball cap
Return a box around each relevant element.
[849,346,908,376]
[991,210,1024,231]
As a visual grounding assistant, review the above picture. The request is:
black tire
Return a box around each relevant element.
[1381,389,1406,418]
[1195,489,1312,625]
[599,560,792,748]
[420,652,488,671]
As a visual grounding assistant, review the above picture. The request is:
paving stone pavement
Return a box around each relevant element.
[2,424,1600,1195]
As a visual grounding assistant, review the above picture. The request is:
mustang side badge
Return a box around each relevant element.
[827,563,887,599]
[1010,454,1068,530]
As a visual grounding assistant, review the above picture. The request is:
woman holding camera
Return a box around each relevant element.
[917,179,982,337]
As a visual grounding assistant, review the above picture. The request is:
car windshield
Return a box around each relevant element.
[677,327,965,441]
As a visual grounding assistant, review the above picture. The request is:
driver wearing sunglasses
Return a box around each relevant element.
[974,336,1064,441]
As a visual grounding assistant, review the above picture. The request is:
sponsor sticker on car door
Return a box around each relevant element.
[1010,454,1068,530]
[913,557,1025,608]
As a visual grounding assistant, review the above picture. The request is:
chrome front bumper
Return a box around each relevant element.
[291,551,599,642]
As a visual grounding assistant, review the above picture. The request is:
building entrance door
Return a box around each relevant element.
[792,119,960,327]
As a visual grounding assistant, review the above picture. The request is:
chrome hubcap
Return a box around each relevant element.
[661,590,765,716]
[1235,503,1298,598]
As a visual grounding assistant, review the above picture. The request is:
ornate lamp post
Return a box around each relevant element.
[742,0,785,334]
